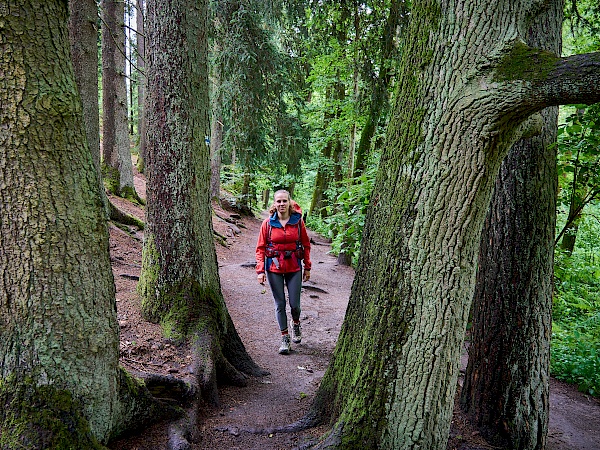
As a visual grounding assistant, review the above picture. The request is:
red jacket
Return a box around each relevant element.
[256,211,311,274]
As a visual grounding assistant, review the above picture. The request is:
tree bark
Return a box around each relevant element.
[209,38,223,201]
[101,0,136,197]
[210,111,223,201]
[68,0,114,219]
[460,4,562,448]
[308,1,600,448]
[139,0,266,404]
[69,0,101,179]
[136,0,147,172]
[309,139,332,218]
[0,2,119,442]
[0,2,184,445]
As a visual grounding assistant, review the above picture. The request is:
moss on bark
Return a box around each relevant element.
[102,162,122,196]
[494,40,558,83]
[139,234,221,339]
[0,376,106,450]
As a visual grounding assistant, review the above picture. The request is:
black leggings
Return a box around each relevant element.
[266,270,302,331]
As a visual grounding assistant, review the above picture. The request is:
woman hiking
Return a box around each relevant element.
[255,190,312,354]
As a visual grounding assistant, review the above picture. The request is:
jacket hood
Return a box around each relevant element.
[269,211,302,227]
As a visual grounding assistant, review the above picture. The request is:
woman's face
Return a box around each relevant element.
[274,192,290,216]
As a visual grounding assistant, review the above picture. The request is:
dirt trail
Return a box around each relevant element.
[107,173,600,450]
[197,212,353,449]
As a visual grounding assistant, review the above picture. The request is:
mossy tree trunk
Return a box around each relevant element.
[460,5,562,449]
[0,1,119,442]
[308,1,600,448]
[139,0,266,404]
[101,0,136,198]
[0,2,182,446]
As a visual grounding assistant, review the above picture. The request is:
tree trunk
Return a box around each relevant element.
[308,1,600,448]
[138,0,266,404]
[102,0,136,197]
[210,112,223,201]
[460,5,562,448]
[69,0,110,217]
[309,139,332,218]
[69,0,101,179]
[0,1,154,444]
[136,0,147,172]
[460,110,557,450]
[209,39,223,201]
[559,221,579,253]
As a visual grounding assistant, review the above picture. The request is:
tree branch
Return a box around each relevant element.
[492,42,600,114]
[538,52,600,106]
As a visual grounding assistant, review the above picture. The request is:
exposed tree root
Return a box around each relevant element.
[109,200,145,230]
[164,318,270,449]
[111,367,184,441]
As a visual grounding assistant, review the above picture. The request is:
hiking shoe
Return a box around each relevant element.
[279,334,291,355]
[292,322,302,343]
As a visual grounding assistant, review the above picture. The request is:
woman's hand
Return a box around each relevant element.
[257,273,266,285]
[303,270,310,282]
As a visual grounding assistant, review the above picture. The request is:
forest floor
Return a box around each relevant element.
[107,167,600,450]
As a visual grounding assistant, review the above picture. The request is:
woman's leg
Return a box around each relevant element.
[266,271,288,331]
[285,271,302,323]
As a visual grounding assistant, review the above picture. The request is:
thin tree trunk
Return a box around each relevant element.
[209,38,223,201]
[309,139,332,218]
[68,0,108,214]
[136,0,147,172]
[102,0,136,197]
[210,113,223,201]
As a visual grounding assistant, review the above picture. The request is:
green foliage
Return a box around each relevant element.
[555,104,600,246]
[212,0,309,187]
[552,326,600,396]
[553,210,600,396]
[563,0,600,55]
[325,171,376,265]
[554,6,600,377]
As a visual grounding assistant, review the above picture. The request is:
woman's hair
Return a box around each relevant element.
[268,189,292,215]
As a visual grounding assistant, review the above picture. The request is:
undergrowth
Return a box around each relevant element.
[553,211,600,396]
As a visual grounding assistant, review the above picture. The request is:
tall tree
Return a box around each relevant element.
[136,0,147,172]
[214,0,307,206]
[68,0,116,223]
[101,0,137,198]
[69,0,102,182]
[0,1,170,445]
[138,0,266,404]
[305,1,600,448]
[460,6,562,448]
